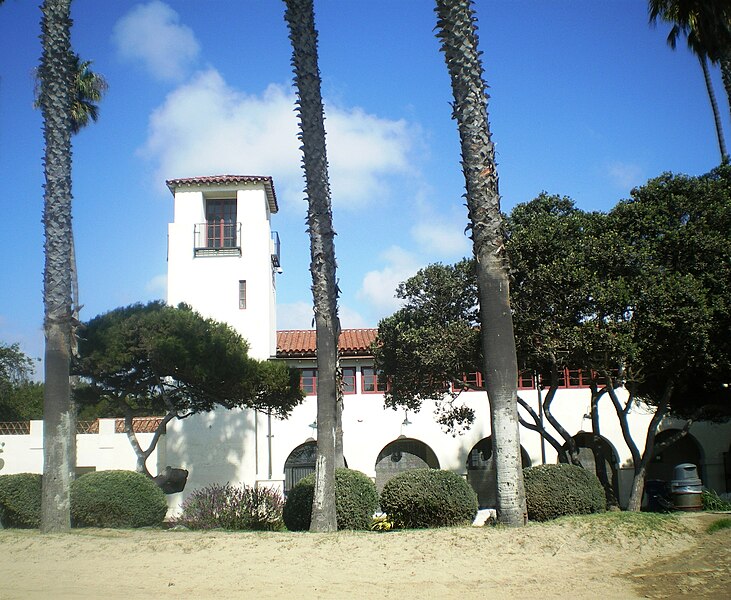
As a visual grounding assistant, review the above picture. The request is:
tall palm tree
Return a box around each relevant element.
[435,0,526,526]
[649,0,731,164]
[38,0,74,533]
[284,0,341,532]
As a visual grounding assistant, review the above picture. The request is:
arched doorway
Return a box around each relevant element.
[283,441,348,495]
[375,437,439,494]
[283,441,317,495]
[466,437,531,509]
[646,429,704,483]
[560,432,620,504]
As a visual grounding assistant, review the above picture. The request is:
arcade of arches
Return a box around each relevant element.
[282,430,721,505]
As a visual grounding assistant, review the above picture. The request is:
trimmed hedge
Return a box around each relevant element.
[0,473,42,528]
[379,468,478,529]
[71,470,167,528]
[283,468,378,531]
[523,464,606,521]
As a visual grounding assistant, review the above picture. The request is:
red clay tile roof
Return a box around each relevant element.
[165,175,278,213]
[277,329,377,358]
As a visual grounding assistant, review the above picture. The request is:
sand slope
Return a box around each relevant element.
[1,513,728,599]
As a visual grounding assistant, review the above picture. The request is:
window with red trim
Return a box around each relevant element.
[205,199,237,248]
[537,368,594,389]
[342,367,356,394]
[300,368,317,395]
[455,371,483,391]
[517,370,535,389]
[566,368,586,388]
[362,367,389,393]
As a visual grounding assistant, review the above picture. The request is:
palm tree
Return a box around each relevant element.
[38,0,74,533]
[435,0,526,526]
[69,54,108,134]
[649,0,731,164]
[283,0,341,532]
[35,53,108,134]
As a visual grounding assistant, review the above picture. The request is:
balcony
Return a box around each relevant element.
[194,221,242,257]
[271,231,281,267]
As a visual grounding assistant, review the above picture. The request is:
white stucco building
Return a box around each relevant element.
[1,174,729,512]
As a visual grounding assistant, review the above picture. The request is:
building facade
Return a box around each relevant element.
[1,174,729,513]
[160,174,731,510]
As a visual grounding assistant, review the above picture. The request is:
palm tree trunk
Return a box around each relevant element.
[435,0,526,526]
[39,0,75,533]
[284,0,341,533]
[699,55,729,164]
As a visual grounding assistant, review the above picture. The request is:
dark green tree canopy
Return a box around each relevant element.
[0,343,43,421]
[375,167,731,428]
[375,260,481,430]
[73,301,303,419]
[610,166,731,415]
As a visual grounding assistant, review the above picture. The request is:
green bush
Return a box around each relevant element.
[71,470,167,528]
[334,468,379,530]
[0,473,42,528]
[282,468,378,531]
[523,464,606,522]
[379,468,478,529]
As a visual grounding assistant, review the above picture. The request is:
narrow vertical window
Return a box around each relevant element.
[239,280,246,309]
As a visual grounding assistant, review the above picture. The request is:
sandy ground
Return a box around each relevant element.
[0,512,729,599]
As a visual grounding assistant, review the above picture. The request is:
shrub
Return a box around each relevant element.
[71,470,167,528]
[173,483,284,531]
[379,468,478,529]
[282,468,379,531]
[0,473,42,528]
[702,489,731,512]
[523,464,606,522]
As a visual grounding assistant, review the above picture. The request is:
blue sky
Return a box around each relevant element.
[1,0,727,370]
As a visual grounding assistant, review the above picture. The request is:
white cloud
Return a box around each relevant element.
[144,273,167,297]
[357,246,420,315]
[112,1,200,82]
[326,108,416,207]
[139,69,417,209]
[606,161,644,190]
[411,216,470,257]
[337,305,369,329]
[276,301,369,330]
[277,301,314,330]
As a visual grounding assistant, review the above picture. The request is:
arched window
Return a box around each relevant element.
[283,441,317,494]
[374,437,439,494]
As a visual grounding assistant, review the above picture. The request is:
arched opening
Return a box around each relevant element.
[466,437,531,509]
[560,432,620,504]
[375,437,440,494]
[283,441,317,495]
[283,441,349,495]
[647,429,704,484]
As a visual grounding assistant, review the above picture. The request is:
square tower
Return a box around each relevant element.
[166,175,280,360]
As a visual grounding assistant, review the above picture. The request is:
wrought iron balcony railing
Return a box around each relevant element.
[193,221,242,256]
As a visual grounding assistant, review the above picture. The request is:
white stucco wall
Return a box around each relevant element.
[0,419,161,476]
[2,379,728,515]
[158,359,731,513]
